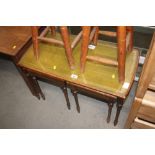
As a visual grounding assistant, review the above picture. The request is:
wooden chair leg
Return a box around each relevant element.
[81,26,91,73]
[50,26,56,36]
[31,26,39,60]
[117,26,126,83]
[60,26,75,69]
[92,26,99,46]
[114,98,124,126]
[107,102,114,123]
[126,26,134,52]
[61,86,71,110]
[71,89,80,113]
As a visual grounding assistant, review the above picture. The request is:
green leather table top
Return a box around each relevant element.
[18,33,139,98]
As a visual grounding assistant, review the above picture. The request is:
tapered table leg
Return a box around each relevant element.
[31,26,39,60]
[61,86,71,110]
[32,76,45,100]
[60,26,75,69]
[117,26,126,83]
[81,26,91,73]
[114,98,124,126]
[20,68,41,100]
[71,90,80,113]
[16,67,38,98]
[107,102,114,123]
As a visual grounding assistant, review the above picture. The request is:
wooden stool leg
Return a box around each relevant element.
[114,98,124,126]
[60,26,75,69]
[61,86,71,110]
[81,26,91,73]
[71,90,80,113]
[126,26,134,52]
[31,26,39,60]
[107,102,114,123]
[117,26,126,83]
[50,26,56,36]
[92,26,99,46]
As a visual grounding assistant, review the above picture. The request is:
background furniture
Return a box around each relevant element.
[125,32,155,129]
[0,26,44,99]
[80,26,133,83]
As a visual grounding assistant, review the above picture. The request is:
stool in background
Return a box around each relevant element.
[31,26,83,69]
[80,26,134,83]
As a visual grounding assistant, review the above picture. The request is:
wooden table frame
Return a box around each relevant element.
[67,82,125,125]
[18,65,125,126]
[20,67,71,110]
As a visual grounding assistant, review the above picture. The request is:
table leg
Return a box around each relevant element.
[71,90,80,113]
[32,76,45,100]
[114,98,124,126]
[107,102,114,123]
[17,67,40,99]
[61,86,71,110]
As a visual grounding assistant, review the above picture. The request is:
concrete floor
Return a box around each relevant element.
[0,58,138,128]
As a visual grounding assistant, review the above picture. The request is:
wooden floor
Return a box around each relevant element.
[18,33,139,98]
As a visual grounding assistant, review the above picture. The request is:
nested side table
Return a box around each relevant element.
[18,32,139,126]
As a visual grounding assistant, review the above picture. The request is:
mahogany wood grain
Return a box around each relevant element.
[114,97,124,126]
[0,26,32,56]
[107,102,114,123]
[61,85,71,110]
